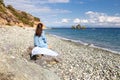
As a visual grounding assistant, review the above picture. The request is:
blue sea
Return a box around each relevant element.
[45,28,120,53]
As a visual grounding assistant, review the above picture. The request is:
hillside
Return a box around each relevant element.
[0,0,40,27]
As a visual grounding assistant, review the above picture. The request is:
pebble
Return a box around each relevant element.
[0,26,120,80]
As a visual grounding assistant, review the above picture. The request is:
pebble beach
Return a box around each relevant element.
[0,26,120,80]
[47,34,120,80]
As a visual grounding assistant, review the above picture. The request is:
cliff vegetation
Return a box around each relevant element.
[0,0,40,27]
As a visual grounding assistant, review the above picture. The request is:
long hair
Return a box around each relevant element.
[35,23,43,36]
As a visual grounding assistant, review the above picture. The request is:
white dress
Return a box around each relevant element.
[31,47,58,57]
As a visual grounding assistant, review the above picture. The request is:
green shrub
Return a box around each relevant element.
[0,0,5,6]
[6,23,12,26]
[7,5,16,12]
[0,5,6,13]
[29,22,34,27]
[34,17,40,21]
[7,5,39,27]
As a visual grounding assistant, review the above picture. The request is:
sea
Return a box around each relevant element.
[45,28,120,53]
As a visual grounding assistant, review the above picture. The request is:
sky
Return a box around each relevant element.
[4,0,120,28]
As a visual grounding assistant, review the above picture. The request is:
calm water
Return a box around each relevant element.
[45,28,120,52]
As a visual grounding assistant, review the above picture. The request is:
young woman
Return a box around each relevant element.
[34,23,48,48]
[31,23,59,61]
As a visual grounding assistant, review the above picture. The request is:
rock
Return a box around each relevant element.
[0,26,60,80]
[0,53,60,80]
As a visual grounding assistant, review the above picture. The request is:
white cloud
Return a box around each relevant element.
[105,16,120,23]
[48,0,69,3]
[61,19,69,23]
[4,0,71,14]
[85,11,106,19]
[80,19,88,23]
[53,9,71,14]
[15,4,51,13]
[30,0,70,4]
[84,11,120,27]
[51,18,70,25]
[73,18,88,24]
[73,18,81,23]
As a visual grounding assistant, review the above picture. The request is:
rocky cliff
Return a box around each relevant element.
[0,0,40,27]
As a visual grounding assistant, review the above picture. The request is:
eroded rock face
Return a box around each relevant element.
[0,1,40,27]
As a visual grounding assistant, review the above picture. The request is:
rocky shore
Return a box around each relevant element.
[46,34,120,80]
[0,26,120,80]
[0,26,60,80]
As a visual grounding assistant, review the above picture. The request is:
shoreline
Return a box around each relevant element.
[46,34,120,80]
[0,26,120,80]
[48,34,120,55]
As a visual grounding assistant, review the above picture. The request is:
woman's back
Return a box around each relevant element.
[34,31,48,48]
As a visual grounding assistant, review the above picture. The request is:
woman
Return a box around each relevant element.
[34,23,48,48]
[31,23,58,60]
[30,23,47,60]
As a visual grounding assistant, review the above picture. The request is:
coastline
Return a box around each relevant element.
[48,34,120,55]
[46,34,120,80]
[0,26,120,80]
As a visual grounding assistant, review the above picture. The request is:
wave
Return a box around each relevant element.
[50,34,120,55]
[51,34,88,45]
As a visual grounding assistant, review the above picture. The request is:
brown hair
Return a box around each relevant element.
[35,23,43,36]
